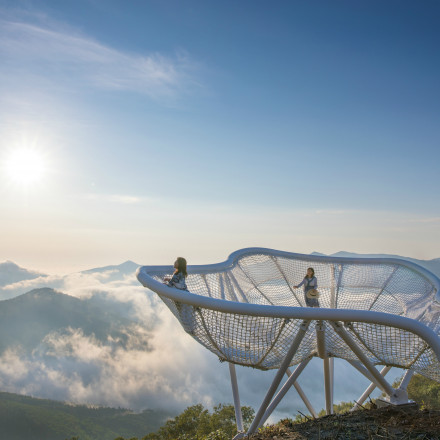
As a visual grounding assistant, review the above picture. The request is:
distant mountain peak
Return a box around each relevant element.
[119,260,139,268]
[0,260,26,270]
[0,261,46,288]
[326,251,440,279]
[26,287,59,297]
[82,260,140,275]
[331,250,410,260]
[6,288,73,304]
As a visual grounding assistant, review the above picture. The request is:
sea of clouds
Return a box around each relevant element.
[0,261,411,421]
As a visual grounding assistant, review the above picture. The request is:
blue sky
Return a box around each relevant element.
[0,0,439,273]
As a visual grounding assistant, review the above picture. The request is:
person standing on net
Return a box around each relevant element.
[295,267,320,307]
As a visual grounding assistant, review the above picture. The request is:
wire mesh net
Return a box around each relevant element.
[144,250,440,381]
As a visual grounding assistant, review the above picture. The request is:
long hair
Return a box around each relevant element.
[306,267,315,278]
[175,257,188,277]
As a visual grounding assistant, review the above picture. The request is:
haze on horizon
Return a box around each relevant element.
[0,0,439,274]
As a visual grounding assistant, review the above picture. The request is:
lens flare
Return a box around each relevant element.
[4,148,46,186]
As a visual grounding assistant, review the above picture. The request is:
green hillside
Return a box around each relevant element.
[0,392,174,440]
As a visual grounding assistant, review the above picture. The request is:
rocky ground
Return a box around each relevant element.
[249,405,440,440]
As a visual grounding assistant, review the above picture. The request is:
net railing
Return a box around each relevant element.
[137,248,440,382]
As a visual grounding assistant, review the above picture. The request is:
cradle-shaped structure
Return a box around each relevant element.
[137,248,440,436]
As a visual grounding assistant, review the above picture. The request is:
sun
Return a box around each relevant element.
[4,148,46,187]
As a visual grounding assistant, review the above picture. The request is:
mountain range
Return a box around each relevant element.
[0,250,439,439]
[0,261,46,288]
[0,288,141,354]
[2,250,439,298]
[328,251,440,277]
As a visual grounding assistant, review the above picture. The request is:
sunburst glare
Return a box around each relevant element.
[4,148,47,188]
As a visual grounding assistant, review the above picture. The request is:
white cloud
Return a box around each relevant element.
[407,217,440,224]
[0,16,199,101]
[1,274,64,298]
[314,209,354,216]
[0,302,227,411]
[0,263,407,420]
[83,193,151,205]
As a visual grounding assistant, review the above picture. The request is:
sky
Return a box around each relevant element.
[0,0,440,274]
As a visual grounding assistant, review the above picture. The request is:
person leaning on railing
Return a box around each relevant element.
[163,257,189,291]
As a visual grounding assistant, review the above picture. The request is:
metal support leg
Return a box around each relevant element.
[247,320,310,435]
[329,321,396,400]
[258,359,311,428]
[329,357,334,408]
[293,382,317,418]
[383,369,414,406]
[229,363,244,433]
[347,359,388,393]
[316,321,332,415]
[286,368,318,418]
[351,365,391,411]
[316,321,327,358]
[399,369,414,391]
[323,357,333,414]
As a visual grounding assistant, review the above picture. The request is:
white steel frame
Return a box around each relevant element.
[137,248,440,437]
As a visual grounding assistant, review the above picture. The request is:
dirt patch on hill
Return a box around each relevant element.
[249,405,440,439]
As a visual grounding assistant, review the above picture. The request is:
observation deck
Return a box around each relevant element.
[137,248,440,436]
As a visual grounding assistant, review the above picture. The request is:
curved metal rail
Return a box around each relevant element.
[137,248,440,436]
